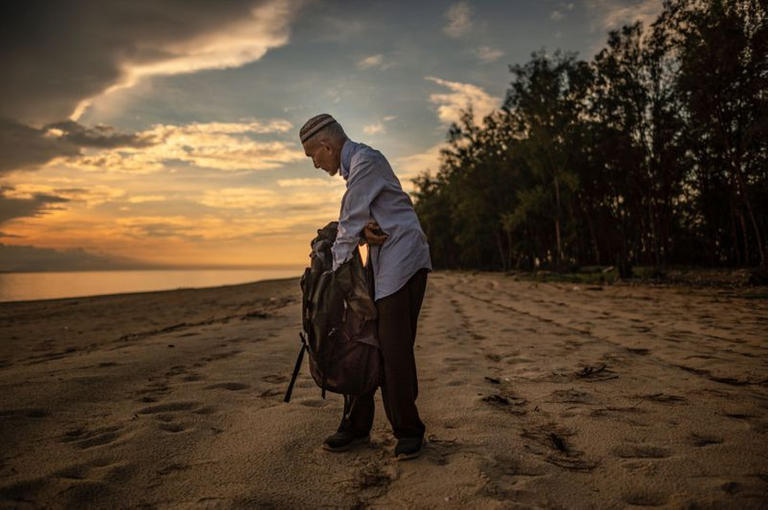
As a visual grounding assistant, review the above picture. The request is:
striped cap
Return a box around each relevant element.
[299,114,338,143]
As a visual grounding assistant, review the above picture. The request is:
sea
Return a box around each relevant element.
[0,268,304,303]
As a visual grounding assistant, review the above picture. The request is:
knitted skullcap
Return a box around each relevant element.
[299,113,338,143]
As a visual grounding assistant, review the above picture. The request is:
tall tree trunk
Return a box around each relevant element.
[495,229,507,271]
[738,209,750,266]
[733,165,765,266]
[730,200,741,265]
[716,101,766,266]
[553,173,564,267]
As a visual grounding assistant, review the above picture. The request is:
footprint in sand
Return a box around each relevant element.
[638,393,687,404]
[59,480,114,508]
[622,489,669,507]
[348,460,396,499]
[0,478,48,503]
[689,433,724,447]
[480,453,547,502]
[54,464,90,480]
[423,435,462,466]
[61,424,124,450]
[156,463,189,477]
[613,444,671,459]
[481,453,546,480]
[201,349,243,363]
[547,388,598,405]
[74,431,123,450]
[262,374,288,384]
[299,399,327,408]
[54,458,135,485]
[521,424,598,472]
[158,423,186,433]
[204,382,249,391]
[101,463,135,484]
[135,381,171,399]
[164,365,187,377]
[138,401,200,414]
[0,408,50,419]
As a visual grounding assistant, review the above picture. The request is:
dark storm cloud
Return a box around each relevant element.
[44,121,156,149]
[0,0,297,124]
[0,118,157,176]
[0,186,70,223]
[0,119,79,174]
[0,243,151,271]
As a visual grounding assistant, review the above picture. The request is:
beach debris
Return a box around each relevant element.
[689,433,723,447]
[549,432,567,452]
[522,424,598,472]
[547,388,597,404]
[483,394,509,405]
[547,455,598,471]
[640,393,687,404]
[156,463,188,476]
[242,310,269,320]
[576,363,618,381]
[577,364,606,377]
[674,364,765,386]
[482,393,527,415]
[342,462,396,498]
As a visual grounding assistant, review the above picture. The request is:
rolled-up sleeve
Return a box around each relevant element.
[332,156,384,270]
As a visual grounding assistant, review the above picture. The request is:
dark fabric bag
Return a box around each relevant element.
[284,222,381,401]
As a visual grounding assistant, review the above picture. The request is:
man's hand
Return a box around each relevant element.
[362,220,389,246]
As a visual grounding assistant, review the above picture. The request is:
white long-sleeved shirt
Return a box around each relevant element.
[331,140,432,300]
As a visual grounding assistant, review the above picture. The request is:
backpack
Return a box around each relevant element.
[284,221,381,402]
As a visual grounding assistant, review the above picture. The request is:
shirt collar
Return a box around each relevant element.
[339,139,356,181]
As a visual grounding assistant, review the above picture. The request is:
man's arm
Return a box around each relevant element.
[332,157,384,270]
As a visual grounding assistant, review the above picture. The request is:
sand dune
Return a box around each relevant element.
[1,272,766,509]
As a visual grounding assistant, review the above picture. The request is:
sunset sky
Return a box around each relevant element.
[0,0,661,270]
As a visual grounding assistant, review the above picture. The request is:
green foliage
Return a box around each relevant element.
[412,0,768,273]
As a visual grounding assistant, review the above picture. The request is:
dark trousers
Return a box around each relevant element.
[340,268,428,439]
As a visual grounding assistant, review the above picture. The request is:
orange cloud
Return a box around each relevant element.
[53,120,303,174]
[426,76,501,126]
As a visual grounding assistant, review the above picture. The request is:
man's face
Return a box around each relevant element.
[303,139,338,176]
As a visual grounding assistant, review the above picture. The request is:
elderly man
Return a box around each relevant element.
[300,113,432,460]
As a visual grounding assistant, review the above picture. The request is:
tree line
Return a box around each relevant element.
[413,0,767,277]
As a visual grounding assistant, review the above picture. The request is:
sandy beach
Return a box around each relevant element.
[1,272,767,509]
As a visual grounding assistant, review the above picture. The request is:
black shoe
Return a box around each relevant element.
[322,430,370,452]
[394,436,423,460]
